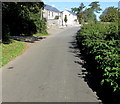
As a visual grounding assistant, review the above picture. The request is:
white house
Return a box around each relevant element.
[43,4,61,20]
[43,4,78,27]
[43,4,62,27]
[62,10,78,26]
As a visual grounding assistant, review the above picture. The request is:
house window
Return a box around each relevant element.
[52,12,53,17]
[49,11,50,16]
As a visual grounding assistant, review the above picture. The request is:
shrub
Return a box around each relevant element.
[55,16,59,19]
[100,7,118,22]
[2,2,46,42]
[77,22,120,92]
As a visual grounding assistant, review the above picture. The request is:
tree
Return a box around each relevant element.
[71,3,85,24]
[71,7,78,13]
[100,7,118,22]
[89,1,102,13]
[83,8,97,23]
[64,15,68,26]
[118,8,120,36]
[71,2,101,24]
[2,2,45,42]
[81,1,101,23]
[71,3,85,14]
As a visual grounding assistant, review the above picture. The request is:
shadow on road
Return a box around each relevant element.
[11,36,46,43]
[68,35,120,104]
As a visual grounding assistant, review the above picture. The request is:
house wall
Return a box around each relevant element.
[47,19,59,28]
[43,9,61,20]
[43,8,79,27]
[62,10,78,26]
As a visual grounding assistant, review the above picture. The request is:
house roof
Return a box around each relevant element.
[44,4,60,13]
[67,10,76,16]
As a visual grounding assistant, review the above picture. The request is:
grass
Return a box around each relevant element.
[0,32,48,67]
[0,40,26,67]
[33,32,48,37]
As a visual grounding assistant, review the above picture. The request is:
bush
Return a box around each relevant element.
[100,7,118,22]
[55,16,59,19]
[2,2,46,42]
[39,18,47,34]
[77,22,120,92]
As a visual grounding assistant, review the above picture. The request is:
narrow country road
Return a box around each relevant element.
[2,26,100,102]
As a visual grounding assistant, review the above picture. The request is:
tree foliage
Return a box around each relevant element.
[64,15,68,23]
[84,1,101,23]
[2,2,46,42]
[82,8,97,23]
[71,3,85,14]
[71,3,85,24]
[89,1,102,13]
[77,22,120,93]
[100,7,118,22]
[71,1,101,24]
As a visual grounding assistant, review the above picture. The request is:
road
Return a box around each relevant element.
[2,26,100,102]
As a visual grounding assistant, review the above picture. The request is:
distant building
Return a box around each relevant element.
[62,10,78,26]
[43,4,61,20]
[43,4,62,28]
[43,4,78,27]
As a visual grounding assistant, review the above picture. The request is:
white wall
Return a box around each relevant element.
[62,10,78,26]
[43,9,61,20]
[43,9,78,27]
[47,19,59,28]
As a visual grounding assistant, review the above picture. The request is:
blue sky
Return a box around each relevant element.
[44,1,119,21]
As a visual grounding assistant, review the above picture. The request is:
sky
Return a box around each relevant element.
[44,1,119,21]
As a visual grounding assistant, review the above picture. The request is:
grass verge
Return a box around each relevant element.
[0,40,26,67]
[33,33,48,37]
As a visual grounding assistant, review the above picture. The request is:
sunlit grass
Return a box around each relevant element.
[0,40,25,67]
[33,33,48,37]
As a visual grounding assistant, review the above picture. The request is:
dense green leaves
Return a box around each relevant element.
[2,2,47,42]
[77,22,120,92]
[82,8,97,23]
[71,3,85,24]
[71,3,85,14]
[71,1,101,24]
[89,1,102,13]
[100,7,118,22]
[64,15,68,23]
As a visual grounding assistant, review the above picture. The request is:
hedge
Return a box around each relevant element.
[77,22,120,92]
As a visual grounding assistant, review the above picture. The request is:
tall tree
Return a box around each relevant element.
[82,8,97,22]
[89,1,102,13]
[71,1,101,24]
[100,7,118,22]
[71,3,85,24]
[82,1,101,23]
[71,3,85,14]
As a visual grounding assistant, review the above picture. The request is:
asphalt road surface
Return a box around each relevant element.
[2,26,100,102]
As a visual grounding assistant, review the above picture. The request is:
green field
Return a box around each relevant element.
[0,40,26,67]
